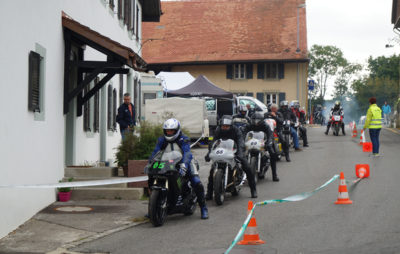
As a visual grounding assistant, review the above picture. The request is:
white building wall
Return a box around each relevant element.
[0,0,65,239]
[0,0,145,238]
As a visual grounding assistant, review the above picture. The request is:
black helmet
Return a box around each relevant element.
[251,112,264,126]
[219,115,233,132]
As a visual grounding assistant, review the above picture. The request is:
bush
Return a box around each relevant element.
[115,121,163,167]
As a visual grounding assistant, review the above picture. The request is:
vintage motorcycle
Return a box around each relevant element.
[245,131,268,182]
[145,149,198,227]
[330,113,343,136]
[209,139,244,205]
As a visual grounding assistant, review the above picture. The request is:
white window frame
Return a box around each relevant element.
[264,63,278,79]
[234,64,246,79]
[265,93,278,105]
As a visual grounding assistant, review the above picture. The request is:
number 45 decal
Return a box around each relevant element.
[152,162,165,169]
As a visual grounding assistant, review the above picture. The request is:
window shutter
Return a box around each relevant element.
[119,74,124,105]
[278,63,285,79]
[83,81,91,132]
[279,92,286,103]
[256,93,264,103]
[94,78,100,132]
[226,64,233,79]
[124,0,129,25]
[257,63,264,79]
[246,64,253,79]
[246,92,254,97]
[136,4,139,40]
[118,0,122,19]
[113,89,117,131]
[107,85,113,131]
[28,51,41,112]
[131,0,136,33]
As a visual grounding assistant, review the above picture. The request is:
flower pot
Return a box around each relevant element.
[58,191,71,202]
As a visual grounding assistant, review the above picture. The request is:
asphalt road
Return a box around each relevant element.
[73,126,400,254]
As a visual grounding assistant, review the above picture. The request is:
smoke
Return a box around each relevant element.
[322,95,364,124]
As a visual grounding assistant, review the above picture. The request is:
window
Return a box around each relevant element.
[113,88,117,131]
[257,63,284,79]
[107,85,113,131]
[93,78,100,133]
[265,93,278,105]
[265,63,278,79]
[205,98,216,111]
[136,3,140,40]
[143,93,156,105]
[83,80,91,132]
[234,64,246,79]
[227,64,253,79]
[28,51,41,112]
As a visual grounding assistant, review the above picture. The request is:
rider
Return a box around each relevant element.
[325,101,345,135]
[278,101,302,151]
[265,103,291,162]
[232,105,251,136]
[205,115,258,199]
[291,101,309,147]
[246,112,279,181]
[149,118,209,219]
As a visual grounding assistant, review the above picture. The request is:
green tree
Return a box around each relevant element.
[309,45,348,99]
[332,63,362,100]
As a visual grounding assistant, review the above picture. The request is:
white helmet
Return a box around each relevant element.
[163,118,181,142]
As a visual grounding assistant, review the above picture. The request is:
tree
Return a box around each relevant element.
[309,45,348,99]
[332,63,362,100]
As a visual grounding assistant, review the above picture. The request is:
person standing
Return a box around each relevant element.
[363,97,383,157]
[382,101,391,126]
[116,93,136,140]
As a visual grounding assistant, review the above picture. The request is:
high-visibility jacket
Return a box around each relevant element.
[363,104,382,129]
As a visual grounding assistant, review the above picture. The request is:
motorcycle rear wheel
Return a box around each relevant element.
[214,168,226,205]
[149,190,167,227]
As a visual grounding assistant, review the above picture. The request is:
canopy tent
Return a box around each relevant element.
[156,71,195,91]
[167,75,233,99]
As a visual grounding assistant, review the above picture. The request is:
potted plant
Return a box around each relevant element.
[57,177,73,202]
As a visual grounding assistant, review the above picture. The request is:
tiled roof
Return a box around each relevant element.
[142,0,307,65]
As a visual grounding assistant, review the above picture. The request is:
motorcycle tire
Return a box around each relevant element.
[214,168,226,206]
[250,156,258,183]
[149,189,167,227]
[334,124,339,136]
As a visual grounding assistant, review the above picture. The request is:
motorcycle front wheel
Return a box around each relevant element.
[214,168,226,205]
[334,124,339,136]
[250,156,258,183]
[149,189,167,227]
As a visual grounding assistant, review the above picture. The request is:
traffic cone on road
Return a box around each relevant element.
[238,201,266,245]
[363,142,373,152]
[359,130,366,145]
[355,164,370,178]
[335,172,353,205]
[352,122,358,138]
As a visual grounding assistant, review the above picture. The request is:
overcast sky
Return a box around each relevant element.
[307,0,398,65]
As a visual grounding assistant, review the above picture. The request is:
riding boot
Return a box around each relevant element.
[325,125,330,135]
[285,151,291,162]
[341,124,346,135]
[271,159,279,182]
[194,183,209,219]
[244,164,257,198]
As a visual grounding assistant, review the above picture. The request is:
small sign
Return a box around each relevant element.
[308,80,315,91]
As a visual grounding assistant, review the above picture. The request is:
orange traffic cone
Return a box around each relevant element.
[335,172,353,205]
[352,122,358,138]
[355,164,370,178]
[363,142,372,152]
[238,201,266,245]
[359,130,366,145]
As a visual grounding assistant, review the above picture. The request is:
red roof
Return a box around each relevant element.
[142,0,307,65]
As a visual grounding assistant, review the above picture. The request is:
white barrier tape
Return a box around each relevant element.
[0,176,148,189]
[190,134,205,148]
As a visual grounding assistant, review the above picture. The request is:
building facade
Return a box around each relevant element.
[142,0,309,108]
[0,0,160,238]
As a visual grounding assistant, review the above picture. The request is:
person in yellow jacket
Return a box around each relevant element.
[363,97,383,156]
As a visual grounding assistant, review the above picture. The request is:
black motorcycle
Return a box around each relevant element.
[146,150,197,227]
[282,119,291,149]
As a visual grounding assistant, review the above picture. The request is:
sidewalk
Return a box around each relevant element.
[0,199,149,254]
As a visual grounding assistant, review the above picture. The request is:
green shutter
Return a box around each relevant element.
[278,63,285,79]
[28,51,41,112]
[257,64,264,79]
[246,64,253,79]
[226,64,233,79]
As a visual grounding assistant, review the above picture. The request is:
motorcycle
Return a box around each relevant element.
[146,150,198,227]
[330,113,343,136]
[209,139,244,205]
[245,131,268,182]
[265,118,283,161]
[282,119,291,150]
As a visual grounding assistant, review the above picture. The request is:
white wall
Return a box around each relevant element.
[0,1,65,238]
[0,0,144,238]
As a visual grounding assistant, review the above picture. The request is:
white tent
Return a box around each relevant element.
[156,71,195,91]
